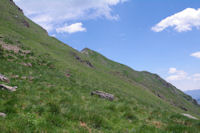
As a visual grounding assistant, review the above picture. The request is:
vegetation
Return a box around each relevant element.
[0,0,200,132]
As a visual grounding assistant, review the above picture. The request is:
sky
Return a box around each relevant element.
[14,0,200,91]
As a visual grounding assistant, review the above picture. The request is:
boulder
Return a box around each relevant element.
[182,113,198,120]
[91,91,114,101]
[0,112,6,117]
[0,84,17,91]
[21,62,32,67]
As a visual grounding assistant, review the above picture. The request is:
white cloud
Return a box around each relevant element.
[50,34,56,37]
[13,0,127,33]
[191,51,200,59]
[56,23,86,34]
[152,8,200,32]
[166,68,200,91]
[168,67,177,74]
[166,68,187,81]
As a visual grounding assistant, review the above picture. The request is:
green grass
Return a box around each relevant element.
[0,0,200,132]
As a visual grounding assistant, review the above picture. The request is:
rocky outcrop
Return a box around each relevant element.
[1,43,20,53]
[9,0,23,12]
[91,91,114,101]
[180,106,188,111]
[0,40,32,55]
[71,52,94,68]
[81,48,90,55]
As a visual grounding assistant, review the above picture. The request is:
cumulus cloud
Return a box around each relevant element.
[14,0,127,33]
[56,23,86,34]
[168,68,177,74]
[152,8,200,32]
[191,51,200,59]
[166,68,187,81]
[166,68,200,91]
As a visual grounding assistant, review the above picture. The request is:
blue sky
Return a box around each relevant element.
[14,0,200,91]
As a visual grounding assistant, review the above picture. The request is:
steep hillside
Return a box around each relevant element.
[81,48,199,113]
[0,0,200,132]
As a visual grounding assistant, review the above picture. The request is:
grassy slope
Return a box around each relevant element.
[0,0,200,132]
[81,48,200,115]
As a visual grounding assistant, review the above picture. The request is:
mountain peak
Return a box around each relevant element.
[81,48,91,55]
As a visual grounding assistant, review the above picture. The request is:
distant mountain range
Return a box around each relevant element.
[185,89,200,104]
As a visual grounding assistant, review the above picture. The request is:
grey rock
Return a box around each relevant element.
[0,73,9,82]
[182,113,198,120]
[91,91,114,101]
[0,112,6,117]
[0,84,17,92]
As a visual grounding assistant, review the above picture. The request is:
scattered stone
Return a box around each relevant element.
[65,70,71,78]
[11,75,19,79]
[47,84,55,87]
[91,91,114,101]
[0,112,6,117]
[21,62,32,67]
[65,73,71,78]
[22,20,30,28]
[7,59,14,62]
[0,73,9,82]
[29,76,34,81]
[182,113,198,120]
[0,84,17,92]
[21,76,27,80]
[21,50,31,55]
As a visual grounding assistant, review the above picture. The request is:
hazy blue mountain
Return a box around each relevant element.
[185,89,200,104]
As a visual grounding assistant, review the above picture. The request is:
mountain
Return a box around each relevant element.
[185,89,200,104]
[0,0,200,132]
